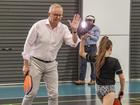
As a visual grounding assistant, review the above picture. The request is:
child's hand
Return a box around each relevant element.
[118,91,124,99]
[81,33,90,40]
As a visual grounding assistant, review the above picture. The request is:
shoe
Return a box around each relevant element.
[88,80,95,85]
[74,80,85,85]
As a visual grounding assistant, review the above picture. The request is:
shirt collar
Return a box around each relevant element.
[45,18,61,28]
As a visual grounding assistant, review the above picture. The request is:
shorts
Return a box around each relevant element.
[96,85,115,100]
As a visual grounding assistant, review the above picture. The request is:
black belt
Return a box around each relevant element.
[33,57,53,63]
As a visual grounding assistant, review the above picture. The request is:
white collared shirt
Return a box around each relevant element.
[22,19,80,61]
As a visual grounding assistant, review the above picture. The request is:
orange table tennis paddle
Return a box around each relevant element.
[113,98,122,105]
[113,91,123,105]
[24,71,32,95]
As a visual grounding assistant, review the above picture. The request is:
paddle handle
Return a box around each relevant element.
[24,71,29,78]
[118,91,124,100]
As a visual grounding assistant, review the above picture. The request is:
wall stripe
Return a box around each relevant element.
[130,0,140,79]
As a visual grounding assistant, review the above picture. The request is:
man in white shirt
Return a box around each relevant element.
[22,3,80,105]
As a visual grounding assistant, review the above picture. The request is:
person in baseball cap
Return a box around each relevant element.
[74,15,100,85]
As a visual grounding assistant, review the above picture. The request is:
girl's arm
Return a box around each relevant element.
[118,73,125,98]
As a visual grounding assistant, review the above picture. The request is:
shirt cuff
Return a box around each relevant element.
[116,69,123,75]
[22,52,30,61]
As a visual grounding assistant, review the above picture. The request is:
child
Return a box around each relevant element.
[79,35,125,105]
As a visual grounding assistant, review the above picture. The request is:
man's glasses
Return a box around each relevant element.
[52,13,63,18]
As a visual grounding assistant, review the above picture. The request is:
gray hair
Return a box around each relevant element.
[48,3,63,13]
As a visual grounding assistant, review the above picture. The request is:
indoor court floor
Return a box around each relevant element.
[0,81,140,105]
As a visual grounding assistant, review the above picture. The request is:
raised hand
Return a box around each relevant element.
[68,14,81,32]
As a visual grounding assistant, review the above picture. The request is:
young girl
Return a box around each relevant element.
[79,35,125,105]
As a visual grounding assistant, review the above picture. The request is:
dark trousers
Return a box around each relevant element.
[79,44,97,81]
